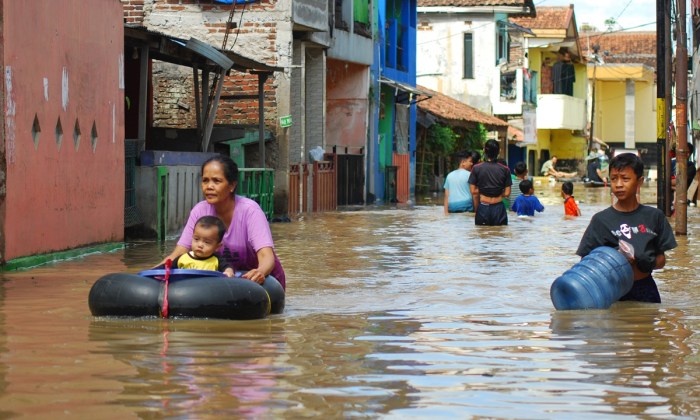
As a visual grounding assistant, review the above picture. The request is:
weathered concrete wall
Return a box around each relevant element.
[416,12,497,113]
[2,0,125,261]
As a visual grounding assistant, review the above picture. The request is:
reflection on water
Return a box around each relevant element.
[1,182,700,417]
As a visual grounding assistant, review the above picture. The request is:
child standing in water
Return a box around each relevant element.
[511,179,544,216]
[576,153,677,303]
[561,181,581,216]
[158,215,235,277]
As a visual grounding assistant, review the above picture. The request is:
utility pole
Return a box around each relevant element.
[676,0,689,234]
[589,45,599,153]
[656,0,668,212]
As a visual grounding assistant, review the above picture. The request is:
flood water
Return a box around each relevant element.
[2,181,700,418]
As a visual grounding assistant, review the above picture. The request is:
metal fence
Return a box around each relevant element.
[239,168,275,220]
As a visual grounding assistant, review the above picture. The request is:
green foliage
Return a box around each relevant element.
[604,17,618,31]
[425,123,488,158]
[427,124,458,155]
[457,124,487,154]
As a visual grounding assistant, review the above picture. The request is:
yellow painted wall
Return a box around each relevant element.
[635,82,656,143]
[528,129,587,161]
[597,80,656,144]
[599,81,626,141]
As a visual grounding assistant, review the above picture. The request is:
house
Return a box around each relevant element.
[511,5,589,176]
[371,0,427,204]
[0,0,125,267]
[415,86,509,193]
[416,0,535,171]
[582,31,658,169]
[122,1,429,213]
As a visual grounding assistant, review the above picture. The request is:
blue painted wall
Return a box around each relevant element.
[370,0,418,203]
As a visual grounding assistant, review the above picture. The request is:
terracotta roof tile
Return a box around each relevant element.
[510,5,573,30]
[582,32,656,69]
[417,85,508,129]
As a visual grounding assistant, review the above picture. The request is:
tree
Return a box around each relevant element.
[604,17,618,31]
[580,22,598,33]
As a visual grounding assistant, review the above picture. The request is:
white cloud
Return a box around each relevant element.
[538,0,657,31]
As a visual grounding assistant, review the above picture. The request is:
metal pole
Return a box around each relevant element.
[676,0,689,234]
[258,73,268,168]
[664,0,673,215]
[656,0,667,211]
[589,56,597,153]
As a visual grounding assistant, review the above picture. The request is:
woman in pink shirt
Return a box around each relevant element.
[162,155,286,289]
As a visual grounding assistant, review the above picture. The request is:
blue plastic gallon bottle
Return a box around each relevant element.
[550,246,634,310]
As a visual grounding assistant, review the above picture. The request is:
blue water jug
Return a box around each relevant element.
[550,246,634,310]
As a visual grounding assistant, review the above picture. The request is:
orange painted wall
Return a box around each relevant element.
[393,153,410,203]
[1,0,124,261]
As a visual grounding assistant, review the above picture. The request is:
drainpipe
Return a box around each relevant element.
[299,42,306,213]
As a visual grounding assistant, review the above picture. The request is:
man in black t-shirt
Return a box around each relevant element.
[469,140,512,226]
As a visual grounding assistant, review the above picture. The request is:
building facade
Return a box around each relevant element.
[0,0,125,264]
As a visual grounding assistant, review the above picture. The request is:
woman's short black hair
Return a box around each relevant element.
[609,153,644,178]
[202,155,239,184]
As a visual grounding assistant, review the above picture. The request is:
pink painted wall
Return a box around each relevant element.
[1,0,124,261]
[326,60,369,151]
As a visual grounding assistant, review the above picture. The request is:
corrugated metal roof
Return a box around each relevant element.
[124,25,281,73]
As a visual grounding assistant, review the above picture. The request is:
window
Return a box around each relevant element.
[496,22,508,65]
[463,33,474,79]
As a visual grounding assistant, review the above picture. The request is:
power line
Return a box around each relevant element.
[614,0,635,21]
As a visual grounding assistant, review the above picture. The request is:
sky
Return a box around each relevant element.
[535,0,658,32]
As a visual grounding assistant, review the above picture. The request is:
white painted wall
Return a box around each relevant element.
[416,13,497,114]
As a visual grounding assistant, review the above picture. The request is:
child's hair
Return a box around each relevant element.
[195,215,226,242]
[562,181,574,195]
[454,150,469,162]
[519,179,533,194]
[470,150,481,165]
[514,161,527,176]
[609,153,644,178]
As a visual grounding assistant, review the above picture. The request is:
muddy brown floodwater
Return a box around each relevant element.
[2,181,700,418]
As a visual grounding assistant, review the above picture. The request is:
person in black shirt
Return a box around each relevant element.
[469,140,512,226]
[577,153,677,303]
[585,151,605,183]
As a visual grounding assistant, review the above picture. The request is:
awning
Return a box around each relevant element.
[502,20,535,36]
[124,25,282,74]
[380,77,432,99]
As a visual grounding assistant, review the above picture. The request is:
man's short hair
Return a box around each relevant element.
[514,161,527,176]
[609,153,644,178]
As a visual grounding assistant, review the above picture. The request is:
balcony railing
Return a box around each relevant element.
[536,94,586,131]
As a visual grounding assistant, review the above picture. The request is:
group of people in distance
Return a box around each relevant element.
[444,141,677,304]
[443,140,581,225]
